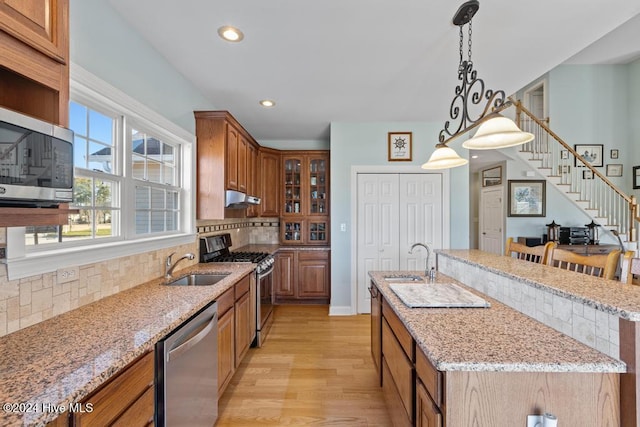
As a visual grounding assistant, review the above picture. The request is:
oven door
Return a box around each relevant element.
[255,265,274,347]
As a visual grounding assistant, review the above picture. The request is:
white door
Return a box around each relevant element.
[356,173,444,313]
[356,174,399,313]
[479,186,504,254]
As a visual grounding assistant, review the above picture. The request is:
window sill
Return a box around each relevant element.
[4,233,196,280]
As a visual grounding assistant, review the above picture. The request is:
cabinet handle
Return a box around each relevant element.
[368,286,378,298]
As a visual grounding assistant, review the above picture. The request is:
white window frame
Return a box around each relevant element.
[5,64,196,280]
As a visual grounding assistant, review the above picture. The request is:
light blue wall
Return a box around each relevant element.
[69,0,215,134]
[329,122,470,308]
[630,59,640,200]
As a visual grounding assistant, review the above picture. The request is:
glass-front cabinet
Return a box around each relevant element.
[280,151,329,245]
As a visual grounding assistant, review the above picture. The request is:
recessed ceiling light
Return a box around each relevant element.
[217,26,244,42]
[471,155,479,159]
[259,100,275,107]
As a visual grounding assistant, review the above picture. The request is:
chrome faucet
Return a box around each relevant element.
[165,252,195,279]
[409,243,435,279]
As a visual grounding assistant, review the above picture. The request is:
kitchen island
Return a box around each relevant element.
[369,270,624,426]
[0,262,254,427]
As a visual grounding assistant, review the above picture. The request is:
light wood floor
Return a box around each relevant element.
[216,305,392,426]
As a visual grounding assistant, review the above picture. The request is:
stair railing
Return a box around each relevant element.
[511,98,637,242]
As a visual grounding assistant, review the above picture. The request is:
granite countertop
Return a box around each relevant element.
[369,271,626,374]
[437,249,640,320]
[0,263,254,427]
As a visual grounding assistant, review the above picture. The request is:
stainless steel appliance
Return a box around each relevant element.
[200,233,275,347]
[156,300,218,427]
[0,106,74,207]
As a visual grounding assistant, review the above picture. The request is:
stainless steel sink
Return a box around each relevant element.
[165,273,230,286]
[383,275,424,283]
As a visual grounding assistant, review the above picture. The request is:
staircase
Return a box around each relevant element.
[510,99,638,250]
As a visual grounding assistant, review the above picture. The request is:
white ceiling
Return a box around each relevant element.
[108,0,640,143]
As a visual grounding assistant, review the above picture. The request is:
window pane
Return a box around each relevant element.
[88,141,112,173]
[89,110,113,144]
[74,136,89,169]
[147,159,162,183]
[132,154,146,180]
[96,210,114,238]
[136,211,149,234]
[151,188,164,209]
[151,211,164,232]
[166,191,178,210]
[135,186,150,209]
[95,180,113,207]
[73,178,93,207]
[69,102,87,136]
[163,164,175,186]
[166,211,177,231]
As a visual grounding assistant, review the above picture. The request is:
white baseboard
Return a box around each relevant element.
[329,305,354,316]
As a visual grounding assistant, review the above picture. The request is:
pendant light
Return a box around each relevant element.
[422,1,534,170]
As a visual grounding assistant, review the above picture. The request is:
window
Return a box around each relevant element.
[8,67,195,280]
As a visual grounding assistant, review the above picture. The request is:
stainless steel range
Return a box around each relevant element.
[200,234,274,347]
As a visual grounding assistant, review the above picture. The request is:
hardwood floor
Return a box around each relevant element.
[216,305,392,426]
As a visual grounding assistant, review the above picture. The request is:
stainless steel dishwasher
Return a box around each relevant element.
[156,300,218,427]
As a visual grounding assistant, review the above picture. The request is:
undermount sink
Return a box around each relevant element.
[383,274,424,283]
[165,273,230,286]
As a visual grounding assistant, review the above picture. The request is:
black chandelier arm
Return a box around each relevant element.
[438,99,514,146]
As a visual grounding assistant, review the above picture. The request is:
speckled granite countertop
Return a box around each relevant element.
[369,271,625,374]
[0,263,254,427]
[437,249,640,320]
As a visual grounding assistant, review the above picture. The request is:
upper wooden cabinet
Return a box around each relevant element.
[258,147,280,218]
[0,0,69,125]
[194,111,260,220]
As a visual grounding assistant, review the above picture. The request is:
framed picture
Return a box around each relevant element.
[388,132,412,161]
[606,164,623,177]
[610,149,619,159]
[634,166,640,189]
[508,180,546,217]
[583,170,594,179]
[558,165,571,174]
[560,150,568,160]
[574,144,603,167]
[481,166,502,187]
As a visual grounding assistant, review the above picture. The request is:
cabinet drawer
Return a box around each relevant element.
[235,273,251,299]
[217,287,234,317]
[382,298,414,361]
[382,318,414,423]
[74,351,154,427]
[111,386,154,427]
[416,346,443,408]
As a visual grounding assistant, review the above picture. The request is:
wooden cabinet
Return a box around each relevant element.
[73,351,154,427]
[416,380,442,427]
[274,249,330,304]
[280,151,329,245]
[218,273,254,395]
[258,147,280,217]
[0,0,69,125]
[194,111,260,219]
[246,142,259,217]
[370,282,382,385]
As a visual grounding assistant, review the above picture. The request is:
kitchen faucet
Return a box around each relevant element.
[165,252,195,279]
[409,243,435,279]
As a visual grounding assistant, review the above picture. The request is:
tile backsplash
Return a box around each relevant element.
[0,217,279,337]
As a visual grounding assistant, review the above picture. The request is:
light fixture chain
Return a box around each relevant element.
[459,25,464,68]
[467,20,472,64]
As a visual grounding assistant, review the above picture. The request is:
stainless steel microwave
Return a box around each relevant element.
[0,107,73,207]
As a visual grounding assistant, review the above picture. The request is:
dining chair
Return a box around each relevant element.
[504,237,556,264]
[546,247,621,280]
[620,251,640,285]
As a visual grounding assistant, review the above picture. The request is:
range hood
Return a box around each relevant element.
[225,190,261,209]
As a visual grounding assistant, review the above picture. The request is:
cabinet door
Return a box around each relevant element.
[416,380,442,427]
[234,275,252,367]
[0,0,67,62]
[307,218,329,245]
[283,156,303,215]
[237,135,248,193]
[217,307,235,394]
[308,155,329,215]
[259,149,280,217]
[274,251,296,297]
[370,283,382,384]
[225,124,239,190]
[281,219,304,244]
[297,251,330,299]
[246,143,258,217]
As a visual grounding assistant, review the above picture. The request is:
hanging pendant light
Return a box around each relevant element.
[422,1,534,169]
[462,114,534,149]
[422,144,469,170]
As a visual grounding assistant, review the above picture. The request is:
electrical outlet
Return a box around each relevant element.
[57,266,79,284]
[527,415,542,427]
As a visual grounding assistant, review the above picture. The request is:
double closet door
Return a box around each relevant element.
[356,173,444,313]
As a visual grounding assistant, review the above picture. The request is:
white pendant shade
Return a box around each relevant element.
[421,145,469,170]
[462,115,534,150]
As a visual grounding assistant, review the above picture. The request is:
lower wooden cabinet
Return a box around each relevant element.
[73,351,154,427]
[234,274,252,366]
[416,380,442,427]
[274,249,330,303]
[217,291,235,395]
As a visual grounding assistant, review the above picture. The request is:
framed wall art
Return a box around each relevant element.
[574,144,603,167]
[508,180,546,217]
[610,149,619,159]
[634,166,640,189]
[388,132,412,161]
[606,164,622,177]
[481,166,502,187]
[583,170,594,180]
